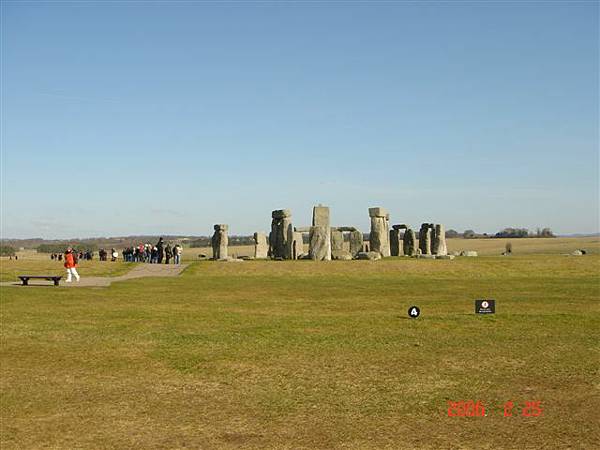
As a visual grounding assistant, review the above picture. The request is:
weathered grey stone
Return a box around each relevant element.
[416,254,435,259]
[307,205,331,260]
[309,226,331,261]
[392,224,408,230]
[368,207,388,218]
[331,229,344,252]
[403,229,417,256]
[390,229,402,256]
[332,250,352,260]
[336,226,357,232]
[419,223,432,255]
[369,207,390,257]
[460,250,478,257]
[435,254,455,260]
[211,224,228,260]
[571,250,583,256]
[312,206,330,228]
[432,224,447,256]
[349,230,363,257]
[253,232,268,259]
[356,251,381,261]
[450,251,460,256]
[269,209,293,259]
[272,209,291,219]
[291,231,304,259]
[294,227,311,233]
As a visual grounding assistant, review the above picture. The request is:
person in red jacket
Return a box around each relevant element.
[64,247,80,282]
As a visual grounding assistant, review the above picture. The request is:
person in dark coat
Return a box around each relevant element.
[165,244,172,264]
[156,237,164,264]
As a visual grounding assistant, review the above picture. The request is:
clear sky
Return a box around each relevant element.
[1,1,598,239]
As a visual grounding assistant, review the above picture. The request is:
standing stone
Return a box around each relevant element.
[253,232,268,259]
[292,231,304,259]
[330,228,351,260]
[349,230,363,258]
[432,224,448,256]
[390,229,401,256]
[419,223,432,255]
[309,226,331,261]
[269,209,293,259]
[308,205,331,260]
[369,207,390,257]
[312,206,330,228]
[403,229,417,256]
[211,224,228,260]
[331,229,344,251]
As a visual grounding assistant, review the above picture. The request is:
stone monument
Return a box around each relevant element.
[211,224,228,260]
[253,232,268,259]
[369,207,390,257]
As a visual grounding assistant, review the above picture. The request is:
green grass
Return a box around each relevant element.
[0,258,133,282]
[1,252,599,449]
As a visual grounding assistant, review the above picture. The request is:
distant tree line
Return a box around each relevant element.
[37,243,99,254]
[189,236,256,248]
[494,228,555,238]
[0,245,16,256]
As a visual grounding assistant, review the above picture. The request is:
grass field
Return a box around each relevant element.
[1,238,599,449]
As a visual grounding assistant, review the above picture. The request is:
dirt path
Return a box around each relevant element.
[1,263,189,288]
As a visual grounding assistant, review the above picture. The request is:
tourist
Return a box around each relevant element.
[157,237,164,263]
[64,247,80,283]
[165,243,172,264]
[173,244,182,264]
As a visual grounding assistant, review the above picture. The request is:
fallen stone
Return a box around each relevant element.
[332,250,352,260]
[435,254,455,260]
[356,251,382,261]
[571,250,583,256]
[416,254,436,259]
[460,251,478,257]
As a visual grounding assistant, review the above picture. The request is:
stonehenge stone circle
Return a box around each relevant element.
[369,207,391,257]
[210,206,448,263]
[211,224,228,260]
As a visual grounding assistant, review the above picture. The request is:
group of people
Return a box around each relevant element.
[55,239,183,283]
[98,249,119,261]
[121,238,183,264]
[50,250,93,261]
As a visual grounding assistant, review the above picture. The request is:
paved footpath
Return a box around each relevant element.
[1,263,189,288]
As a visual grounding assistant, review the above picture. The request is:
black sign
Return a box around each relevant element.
[408,306,421,318]
[475,299,495,314]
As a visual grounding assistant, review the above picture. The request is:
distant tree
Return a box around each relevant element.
[0,245,16,256]
[463,230,476,239]
[495,228,529,238]
[540,228,555,238]
[445,229,460,238]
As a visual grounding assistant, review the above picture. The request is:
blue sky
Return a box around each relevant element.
[1,1,598,239]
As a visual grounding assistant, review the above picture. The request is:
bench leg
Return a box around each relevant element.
[22,278,28,286]
[53,279,60,286]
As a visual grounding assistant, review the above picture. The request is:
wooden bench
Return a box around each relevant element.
[18,276,62,286]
